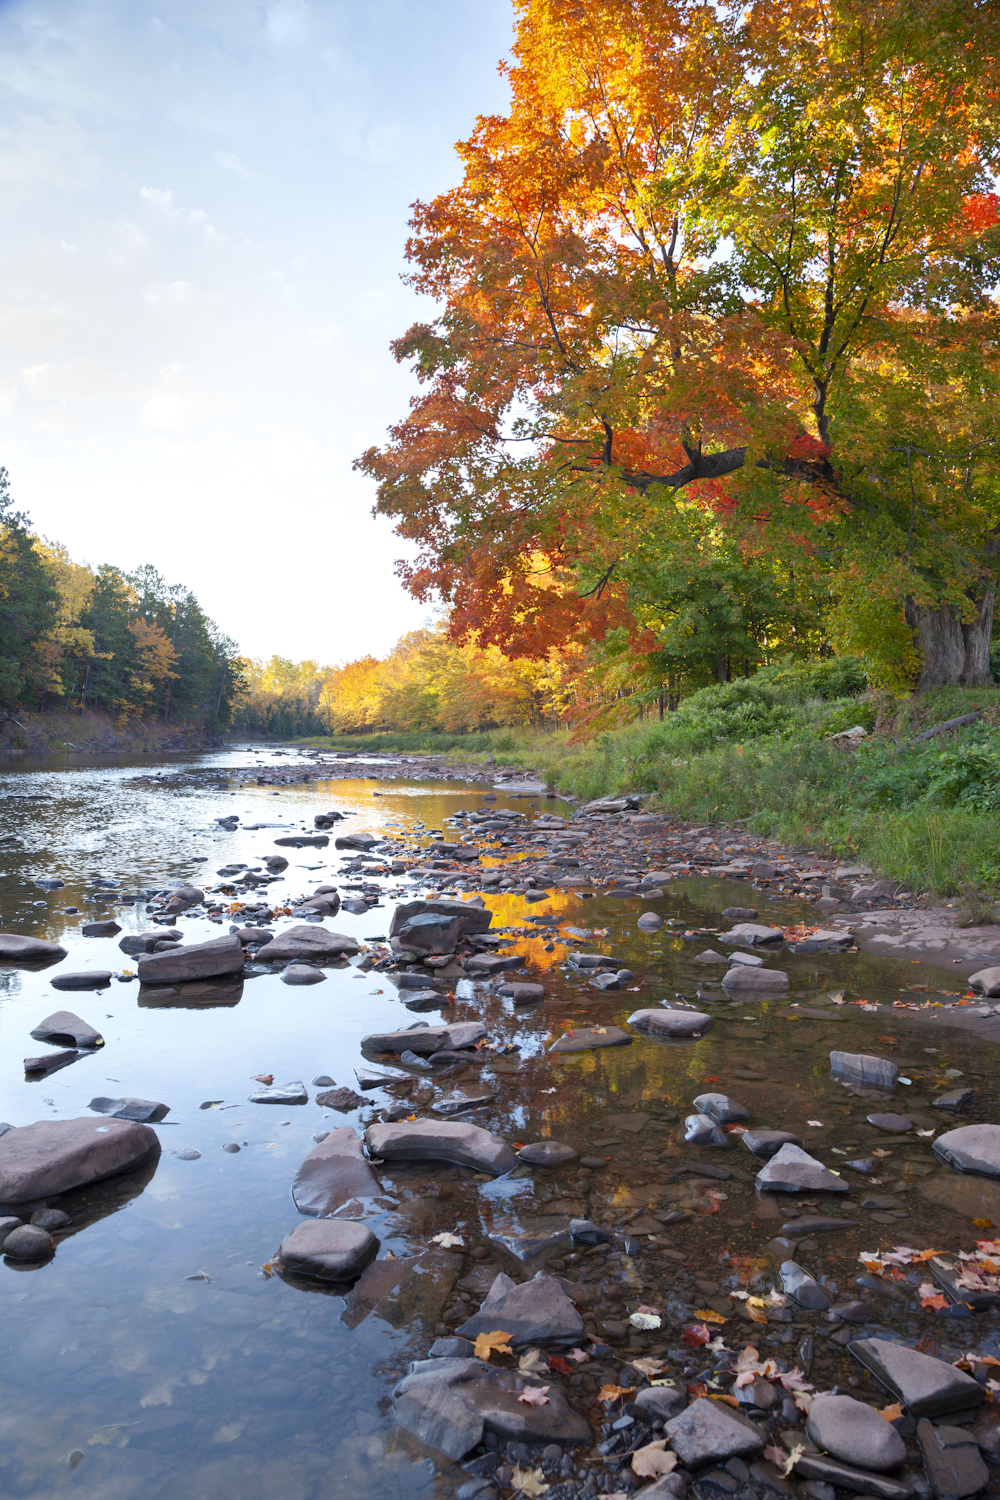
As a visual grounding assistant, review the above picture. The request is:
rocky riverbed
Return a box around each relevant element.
[2,747,1000,1500]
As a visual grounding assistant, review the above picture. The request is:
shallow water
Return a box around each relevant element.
[1,750,998,1500]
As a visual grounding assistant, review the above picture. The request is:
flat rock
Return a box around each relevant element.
[88,1096,169,1123]
[361,1021,486,1055]
[635,1385,686,1423]
[867,1113,912,1132]
[806,1394,906,1471]
[456,1272,585,1347]
[694,1092,749,1124]
[755,1144,849,1194]
[0,934,67,961]
[281,964,326,985]
[24,1049,82,1075]
[248,1080,307,1103]
[933,1088,975,1113]
[780,1260,832,1310]
[725,923,784,945]
[723,908,759,920]
[365,1120,516,1176]
[548,1025,632,1053]
[0,1117,159,1202]
[729,951,764,967]
[517,1141,578,1166]
[276,1219,379,1280]
[933,1125,1000,1178]
[723,966,789,993]
[275,834,329,847]
[498,983,546,1004]
[292,1126,381,1217]
[3,1224,55,1259]
[664,1397,766,1466]
[780,1217,855,1237]
[119,932,182,955]
[431,1092,496,1116]
[137,935,245,984]
[50,973,113,992]
[30,1011,104,1048]
[393,1355,590,1460]
[315,1086,365,1111]
[793,1453,913,1499]
[742,1130,804,1159]
[830,1051,898,1092]
[590,970,621,990]
[917,1418,989,1499]
[968,966,1000,998]
[256,925,360,961]
[628,1008,713,1039]
[848,1337,983,1418]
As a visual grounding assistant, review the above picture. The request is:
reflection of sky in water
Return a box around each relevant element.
[0,750,996,1496]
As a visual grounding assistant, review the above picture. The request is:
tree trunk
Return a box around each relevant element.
[961,588,996,686]
[715,652,729,684]
[905,592,997,690]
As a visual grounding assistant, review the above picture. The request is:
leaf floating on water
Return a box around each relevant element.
[631,1441,678,1479]
[510,1465,549,1497]
[430,1231,465,1249]
[518,1385,550,1406]
[973,1218,995,1229]
[473,1329,513,1361]
[744,1302,768,1325]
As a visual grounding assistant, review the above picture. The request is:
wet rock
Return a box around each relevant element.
[917,1420,989,1500]
[636,1478,688,1500]
[780,1261,832,1310]
[361,1022,487,1055]
[723,908,760,920]
[968,967,1000,997]
[222,1142,240,1153]
[728,951,764,967]
[266,855,288,871]
[848,1338,983,1418]
[365,1120,516,1176]
[829,1052,898,1091]
[315,1086,365,1111]
[276,1219,379,1280]
[664,1397,766,1466]
[390,899,493,955]
[456,1273,585,1347]
[31,1208,70,1230]
[638,913,663,931]
[256,925,360,961]
[725,923,784,944]
[312,1075,336,1087]
[498,983,546,1004]
[694,1093,749,1124]
[292,1126,381,1217]
[232,926,272,946]
[755,1144,849,1193]
[845,1157,877,1174]
[0,1216,22,1245]
[430,1337,475,1358]
[590,971,621,991]
[137,934,244,984]
[933,1089,975,1113]
[722,966,789,993]
[779,1217,855,1237]
[518,1141,577,1166]
[635,1385,686,1423]
[432,1092,496,1116]
[30,1011,104,1048]
[806,1395,906,1470]
[88,1096,170,1123]
[742,1130,804,1159]
[933,1125,1000,1178]
[24,1049,82,1076]
[569,1218,610,1245]
[172,1148,201,1161]
[572,954,618,970]
[342,1246,463,1331]
[868,1113,912,1132]
[81,920,122,937]
[404,989,448,1011]
[248,1080,307,1104]
[0,934,68,961]
[628,1008,713,1039]
[3,1224,55,1259]
[548,1025,632,1053]
[685,1113,729,1146]
[119,932,182,955]
[50,973,113,992]
[792,1453,913,1498]
[0,1117,159,1201]
[275,834,330,848]
[281,964,326,985]
[695,950,730,964]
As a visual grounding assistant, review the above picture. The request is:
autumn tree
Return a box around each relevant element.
[358,0,1000,690]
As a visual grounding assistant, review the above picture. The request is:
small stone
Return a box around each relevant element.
[933,1088,975,1114]
[806,1395,906,1471]
[722,966,789,993]
[549,1024,632,1053]
[30,1208,71,1230]
[694,1092,749,1124]
[569,1218,610,1245]
[793,1453,912,1499]
[172,1148,201,1160]
[49,974,113,993]
[725,922,783,944]
[867,1113,912,1132]
[694,950,730,964]
[918,1419,990,1499]
[292,1126,380,1217]
[3,1224,55,1258]
[780,1217,855,1238]
[497,983,546,1004]
[638,913,663,931]
[365,1120,516,1176]
[967,966,1000,998]
[281,964,326,985]
[456,1272,585,1347]
[723,908,760,920]
[635,1385,686,1423]
[315,1086,365,1111]
[222,1142,240,1153]
[88,1096,170,1123]
[518,1141,578,1166]
[628,1007,713,1039]
[755,1143,849,1194]
[277,1219,379,1280]
[728,951,764,967]
[312,1075,336,1087]
[81,920,121,937]
[741,1130,804,1159]
[430,1337,475,1358]
[780,1261,831,1310]
[60,1451,85,1469]
[685,1113,729,1146]
[30,1010,104,1047]
[0,1216,22,1244]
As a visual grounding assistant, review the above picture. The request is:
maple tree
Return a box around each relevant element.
[358,0,1000,689]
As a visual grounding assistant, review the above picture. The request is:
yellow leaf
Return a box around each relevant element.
[599,1384,635,1403]
[693,1309,728,1325]
[880,1403,905,1422]
[473,1330,513,1361]
[745,1303,768,1324]
[973,1219,995,1230]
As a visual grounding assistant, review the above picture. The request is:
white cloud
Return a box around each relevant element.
[139,393,194,429]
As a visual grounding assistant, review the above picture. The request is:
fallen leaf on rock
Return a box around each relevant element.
[630,1357,667,1377]
[567,1347,590,1364]
[473,1330,513,1361]
[598,1384,635,1403]
[880,1402,905,1422]
[518,1386,550,1406]
[518,1349,548,1375]
[919,1284,949,1311]
[693,1309,728,1325]
[510,1465,549,1497]
[682,1324,711,1347]
[631,1442,678,1479]
[745,1303,768,1325]
[430,1231,465,1249]
[548,1356,572,1376]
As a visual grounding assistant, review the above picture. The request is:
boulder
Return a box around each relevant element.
[120,932,182,955]
[389,898,492,952]
[291,1126,381,1217]
[518,1141,578,1167]
[722,967,789,994]
[276,1219,379,1280]
[829,1051,898,1092]
[30,1011,104,1048]
[360,1022,486,1055]
[365,1120,516,1176]
[628,1008,714,1039]
[281,964,327,986]
[136,935,244,984]
[50,973,113,992]
[89,1096,169,1123]
[917,1418,989,1500]
[0,1118,159,1202]
[741,1129,804,1159]
[933,1125,1000,1179]
[664,1397,766,1467]
[0,934,67,962]
[968,966,1000,998]
[725,923,784,944]
[549,1025,633,1053]
[848,1338,983,1418]
[694,1092,749,1124]
[456,1273,585,1347]
[806,1394,906,1471]
[256,925,360,961]
[3,1224,55,1259]
[780,1260,831,1310]
[755,1143,849,1194]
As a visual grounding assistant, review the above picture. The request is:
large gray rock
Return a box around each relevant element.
[137,935,244,984]
[30,1011,104,1048]
[933,1125,1000,1179]
[291,1126,381,1218]
[664,1397,766,1467]
[806,1394,906,1471]
[365,1120,516,1176]
[756,1143,848,1193]
[830,1051,898,1091]
[848,1338,983,1419]
[456,1272,585,1347]
[549,1025,632,1053]
[0,934,67,961]
[389,899,492,955]
[50,973,113,992]
[89,1096,169,1123]
[917,1418,989,1499]
[725,923,784,945]
[392,1356,591,1460]
[635,1385,686,1423]
[968,966,1000,998]
[741,1130,804,1159]
[360,1021,486,1055]
[0,1118,160,1202]
[120,931,182,955]
[256,925,360,961]
[628,1008,713,1039]
[694,1093,749,1124]
[276,1219,379,1280]
[722,966,789,994]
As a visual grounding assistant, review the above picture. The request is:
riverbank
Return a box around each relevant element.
[0,706,231,758]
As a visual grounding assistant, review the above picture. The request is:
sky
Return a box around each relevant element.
[0,0,513,664]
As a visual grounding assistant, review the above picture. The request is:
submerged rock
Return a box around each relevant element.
[780,1260,832,1310]
[933,1125,1000,1179]
[276,1219,379,1280]
[518,1141,577,1166]
[248,1080,308,1104]
[365,1120,516,1176]
[569,1218,610,1245]
[793,1453,912,1499]
[549,1025,632,1053]
[755,1143,849,1194]
[684,1114,729,1146]
[722,966,789,994]
[848,1337,983,1418]
[30,1011,104,1048]
[725,923,784,945]
[635,1385,686,1423]
[137,935,244,984]
[292,1126,381,1217]
[829,1051,898,1092]
[917,1418,989,1499]
[628,1007,713,1039]
[456,1272,585,1347]
[0,1117,159,1202]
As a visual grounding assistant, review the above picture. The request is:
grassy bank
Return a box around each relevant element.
[285,670,1000,897]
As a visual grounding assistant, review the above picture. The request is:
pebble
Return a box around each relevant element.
[867,1113,912,1132]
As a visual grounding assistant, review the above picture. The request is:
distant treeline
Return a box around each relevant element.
[0,469,244,724]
